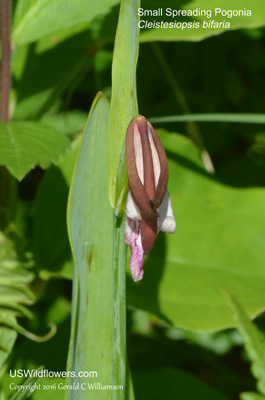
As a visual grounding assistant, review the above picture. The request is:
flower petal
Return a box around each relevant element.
[141,218,157,255]
[125,217,144,281]
[126,190,141,220]
[148,122,169,209]
[157,190,176,234]
[147,124,160,186]
[126,118,157,220]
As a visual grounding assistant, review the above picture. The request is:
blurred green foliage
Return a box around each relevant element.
[0,0,265,399]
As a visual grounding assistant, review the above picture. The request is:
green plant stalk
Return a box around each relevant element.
[150,113,265,124]
[108,0,140,209]
[108,1,139,397]
[112,215,126,399]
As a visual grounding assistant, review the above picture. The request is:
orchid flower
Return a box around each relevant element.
[125,115,176,281]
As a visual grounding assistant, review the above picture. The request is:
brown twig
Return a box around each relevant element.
[1,0,11,122]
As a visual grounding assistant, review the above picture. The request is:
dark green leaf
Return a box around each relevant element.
[132,367,229,400]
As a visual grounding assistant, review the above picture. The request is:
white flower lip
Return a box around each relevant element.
[125,116,176,282]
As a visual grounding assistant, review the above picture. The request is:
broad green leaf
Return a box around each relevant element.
[0,232,34,370]
[132,367,229,400]
[13,0,38,30]
[67,93,114,398]
[0,121,69,180]
[127,130,265,331]
[150,113,265,125]
[140,0,265,42]
[40,112,87,136]
[35,23,92,53]
[12,0,120,46]
[226,294,265,396]
[108,0,139,208]
[14,0,90,50]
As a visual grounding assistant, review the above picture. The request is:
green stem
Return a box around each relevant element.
[112,214,126,399]
[149,113,265,125]
[151,43,215,173]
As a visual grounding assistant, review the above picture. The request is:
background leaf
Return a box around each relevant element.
[0,121,69,180]
[127,130,265,331]
[12,0,120,46]
[132,367,229,400]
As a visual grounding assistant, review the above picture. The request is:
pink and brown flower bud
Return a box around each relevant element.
[125,116,176,281]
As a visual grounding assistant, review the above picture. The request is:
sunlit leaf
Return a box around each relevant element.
[13,0,120,45]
